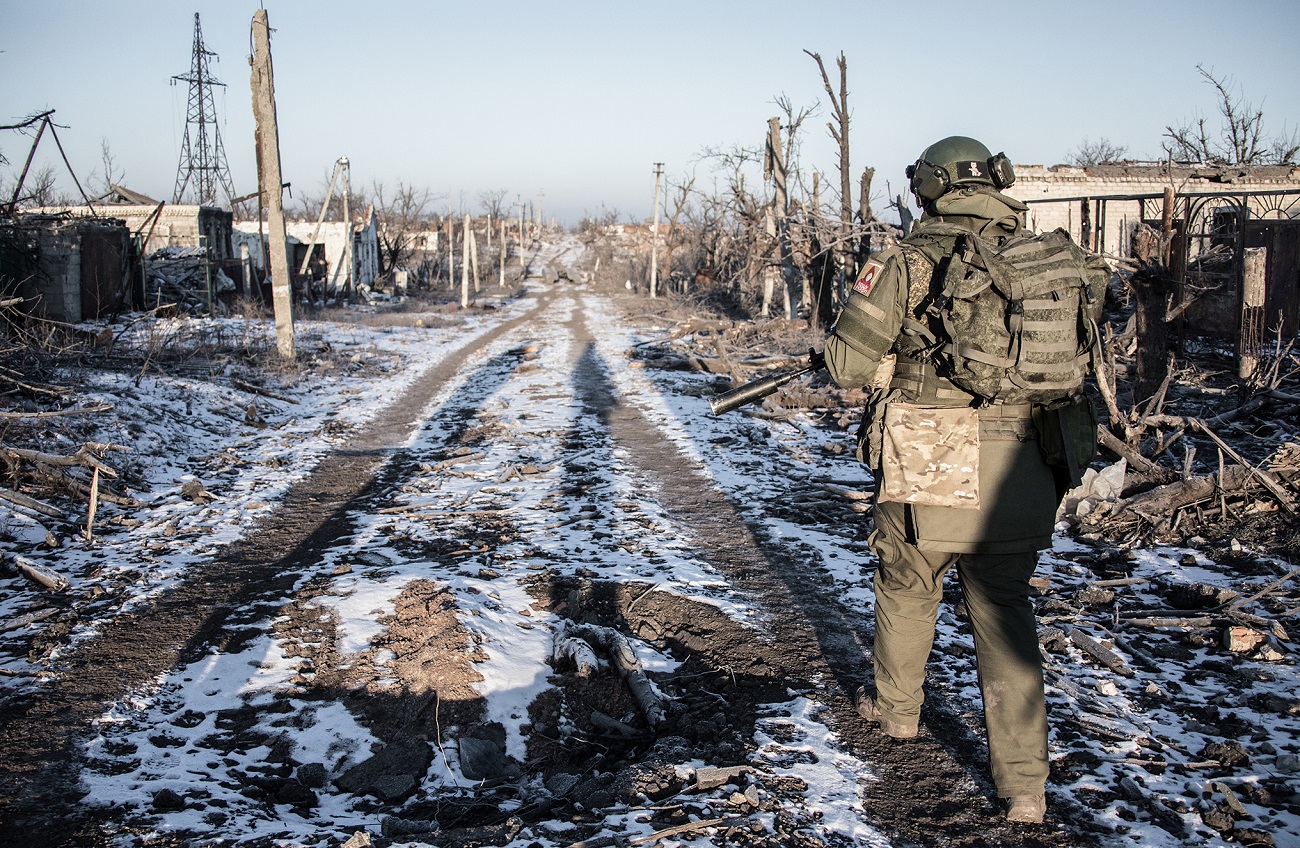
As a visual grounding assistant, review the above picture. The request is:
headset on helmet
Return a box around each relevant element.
[906,135,1016,203]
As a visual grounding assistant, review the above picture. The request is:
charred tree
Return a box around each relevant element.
[1129,261,1172,407]
[805,50,855,296]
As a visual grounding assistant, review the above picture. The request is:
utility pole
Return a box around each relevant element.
[340,162,353,301]
[538,190,544,233]
[297,156,347,278]
[249,8,293,358]
[649,162,663,298]
[173,12,236,207]
[461,213,471,308]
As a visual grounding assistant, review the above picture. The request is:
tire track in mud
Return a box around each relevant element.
[0,291,559,845]
[564,308,1097,848]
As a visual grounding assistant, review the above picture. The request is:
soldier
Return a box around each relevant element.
[824,135,1103,824]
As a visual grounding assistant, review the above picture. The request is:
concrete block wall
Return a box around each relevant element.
[31,220,83,323]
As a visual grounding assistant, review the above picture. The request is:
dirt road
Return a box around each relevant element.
[0,282,1099,847]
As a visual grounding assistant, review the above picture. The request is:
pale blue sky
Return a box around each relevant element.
[4,0,1299,225]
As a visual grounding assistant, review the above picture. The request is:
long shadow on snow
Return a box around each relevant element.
[543,335,1092,848]
[0,332,543,845]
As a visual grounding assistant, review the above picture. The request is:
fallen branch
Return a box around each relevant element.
[628,817,734,846]
[1224,567,1300,614]
[1114,465,1251,524]
[1191,419,1296,515]
[1069,628,1134,677]
[11,556,69,592]
[0,404,114,420]
[233,378,297,404]
[588,709,638,737]
[433,452,486,472]
[1097,426,1174,480]
[0,442,124,476]
[552,621,600,678]
[0,487,66,519]
[1119,615,1216,629]
[565,622,666,727]
[0,606,61,633]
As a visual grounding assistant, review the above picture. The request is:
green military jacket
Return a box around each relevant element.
[826,187,1062,554]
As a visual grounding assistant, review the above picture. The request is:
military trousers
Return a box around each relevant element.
[869,499,1050,797]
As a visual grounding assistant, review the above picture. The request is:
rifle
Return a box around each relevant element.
[709,348,826,415]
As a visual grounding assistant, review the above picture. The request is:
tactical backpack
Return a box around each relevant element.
[900,222,1107,407]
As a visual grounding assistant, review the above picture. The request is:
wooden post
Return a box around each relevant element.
[649,162,663,298]
[467,214,480,293]
[249,8,294,358]
[499,218,506,287]
[1239,246,1267,382]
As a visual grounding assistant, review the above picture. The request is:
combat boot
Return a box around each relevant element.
[853,686,918,739]
[1005,794,1046,823]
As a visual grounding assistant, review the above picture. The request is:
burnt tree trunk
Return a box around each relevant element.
[808,228,835,330]
[1131,223,1173,407]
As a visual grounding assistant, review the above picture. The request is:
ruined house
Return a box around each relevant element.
[29,187,235,260]
[233,209,380,297]
[1008,163,1300,339]
[0,214,132,323]
[16,188,245,317]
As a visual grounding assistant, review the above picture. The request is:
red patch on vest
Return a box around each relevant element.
[853,260,883,296]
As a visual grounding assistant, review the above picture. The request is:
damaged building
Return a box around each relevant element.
[1008,163,1300,339]
[16,188,243,318]
[8,184,381,317]
[232,209,380,302]
[0,213,133,323]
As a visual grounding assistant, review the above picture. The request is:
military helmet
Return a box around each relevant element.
[907,135,1015,203]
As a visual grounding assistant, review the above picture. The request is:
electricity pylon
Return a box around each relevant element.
[172,12,235,207]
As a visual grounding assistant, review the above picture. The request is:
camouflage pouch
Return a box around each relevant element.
[879,403,980,509]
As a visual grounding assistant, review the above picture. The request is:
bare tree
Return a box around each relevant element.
[22,163,61,208]
[372,180,435,278]
[771,94,814,198]
[92,138,126,198]
[803,51,856,277]
[695,143,768,300]
[1066,137,1129,167]
[293,169,370,222]
[478,189,508,220]
[1164,65,1298,165]
[661,173,696,291]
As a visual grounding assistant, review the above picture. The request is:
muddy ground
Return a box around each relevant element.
[0,273,1296,848]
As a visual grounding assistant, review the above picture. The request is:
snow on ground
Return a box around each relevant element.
[2,237,1297,846]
